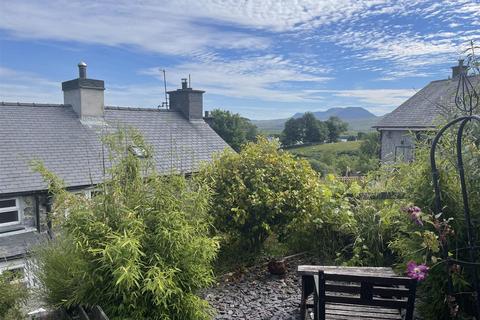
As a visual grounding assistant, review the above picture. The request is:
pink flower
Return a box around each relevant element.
[406,206,423,226]
[406,261,429,281]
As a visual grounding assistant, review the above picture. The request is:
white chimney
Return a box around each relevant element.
[62,62,105,119]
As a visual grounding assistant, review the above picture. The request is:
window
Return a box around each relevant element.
[0,198,20,226]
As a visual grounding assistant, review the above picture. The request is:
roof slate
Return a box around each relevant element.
[373,75,480,129]
[0,230,46,260]
[0,104,229,195]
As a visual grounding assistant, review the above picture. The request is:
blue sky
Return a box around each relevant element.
[0,1,479,120]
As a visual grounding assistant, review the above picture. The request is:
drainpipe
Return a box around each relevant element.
[46,195,53,239]
[34,195,40,233]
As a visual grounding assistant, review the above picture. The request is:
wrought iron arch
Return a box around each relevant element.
[430,67,480,318]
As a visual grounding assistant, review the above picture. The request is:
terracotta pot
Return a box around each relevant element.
[268,259,287,276]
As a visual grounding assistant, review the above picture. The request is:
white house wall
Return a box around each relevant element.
[380,130,416,163]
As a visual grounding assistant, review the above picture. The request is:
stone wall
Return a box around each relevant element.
[20,195,48,232]
[380,130,416,163]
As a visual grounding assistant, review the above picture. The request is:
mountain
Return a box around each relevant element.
[292,107,376,121]
[251,107,379,134]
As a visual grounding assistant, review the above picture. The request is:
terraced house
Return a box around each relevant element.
[0,62,229,278]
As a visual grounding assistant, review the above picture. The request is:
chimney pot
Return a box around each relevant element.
[78,61,87,79]
[181,78,188,90]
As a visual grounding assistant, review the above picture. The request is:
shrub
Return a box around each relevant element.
[199,137,326,251]
[199,137,358,260]
[338,198,405,267]
[0,271,29,319]
[33,128,219,320]
[285,174,358,259]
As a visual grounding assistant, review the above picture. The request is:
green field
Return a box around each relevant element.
[285,141,374,175]
[287,141,361,157]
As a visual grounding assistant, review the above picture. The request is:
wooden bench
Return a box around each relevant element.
[298,266,417,320]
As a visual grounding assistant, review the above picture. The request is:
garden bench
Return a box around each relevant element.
[297,265,417,320]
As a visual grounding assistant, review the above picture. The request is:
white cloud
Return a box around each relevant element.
[332,88,415,106]
[306,88,416,114]
[0,67,61,103]
[0,1,269,56]
[144,55,332,102]
[1,0,479,117]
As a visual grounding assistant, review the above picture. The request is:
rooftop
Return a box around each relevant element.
[0,102,229,196]
[373,75,480,130]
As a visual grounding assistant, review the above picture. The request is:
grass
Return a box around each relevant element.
[287,141,361,157]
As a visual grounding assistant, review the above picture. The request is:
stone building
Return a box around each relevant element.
[0,63,229,278]
[373,60,480,163]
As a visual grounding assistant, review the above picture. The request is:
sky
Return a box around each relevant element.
[0,1,479,120]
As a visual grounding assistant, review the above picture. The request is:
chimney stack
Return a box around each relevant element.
[62,62,105,119]
[181,78,188,89]
[451,59,468,79]
[168,79,205,121]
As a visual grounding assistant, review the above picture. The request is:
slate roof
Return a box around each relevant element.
[0,103,229,195]
[0,230,46,260]
[373,75,480,129]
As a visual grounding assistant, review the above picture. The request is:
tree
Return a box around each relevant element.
[281,117,304,146]
[325,116,348,142]
[208,109,258,151]
[33,128,219,320]
[359,132,380,158]
[303,112,328,143]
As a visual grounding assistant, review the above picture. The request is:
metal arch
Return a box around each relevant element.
[430,114,480,318]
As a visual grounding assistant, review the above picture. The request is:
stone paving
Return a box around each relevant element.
[204,255,320,320]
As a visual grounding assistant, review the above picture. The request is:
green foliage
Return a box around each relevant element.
[280,113,332,146]
[303,112,328,144]
[375,124,480,319]
[285,175,358,259]
[339,199,404,267]
[0,271,28,319]
[288,140,379,176]
[33,128,219,320]
[359,132,380,158]
[208,109,258,151]
[199,137,328,251]
[280,117,304,146]
[325,116,348,143]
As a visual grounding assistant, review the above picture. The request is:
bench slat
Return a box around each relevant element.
[324,273,413,286]
[326,304,402,320]
[327,303,401,314]
[325,283,411,297]
[298,265,395,277]
[325,294,408,309]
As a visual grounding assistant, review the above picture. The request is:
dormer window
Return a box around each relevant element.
[0,198,20,226]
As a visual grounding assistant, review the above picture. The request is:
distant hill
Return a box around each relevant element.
[292,107,376,121]
[251,107,380,134]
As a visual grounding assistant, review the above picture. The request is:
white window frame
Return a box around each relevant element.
[0,258,37,287]
[0,198,21,227]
